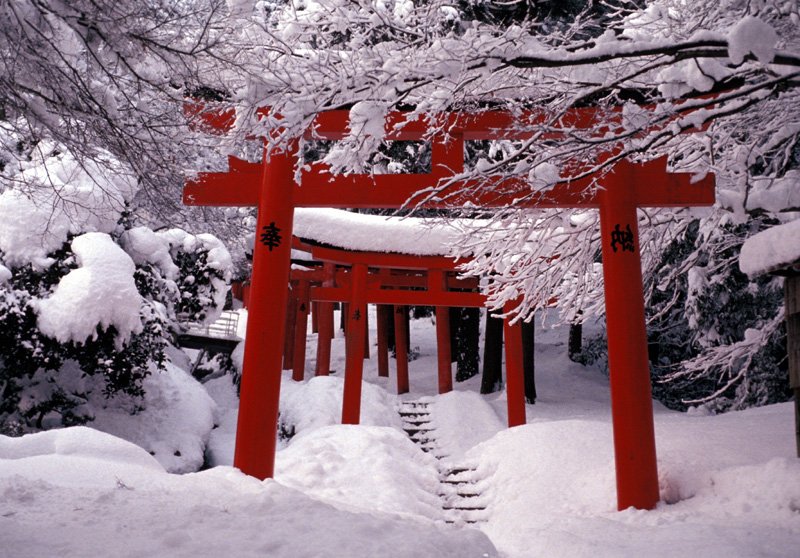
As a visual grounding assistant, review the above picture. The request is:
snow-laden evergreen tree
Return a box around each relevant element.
[0,144,232,434]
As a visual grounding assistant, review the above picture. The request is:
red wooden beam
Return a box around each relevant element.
[503,301,527,428]
[312,286,485,307]
[598,168,661,511]
[376,304,391,378]
[309,244,466,270]
[185,156,712,211]
[232,143,297,481]
[314,263,336,376]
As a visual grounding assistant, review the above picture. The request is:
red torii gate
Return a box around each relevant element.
[184,108,715,511]
[288,238,528,427]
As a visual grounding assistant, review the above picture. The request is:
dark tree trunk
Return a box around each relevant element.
[452,307,480,381]
[568,321,583,362]
[390,306,410,358]
[481,309,503,394]
[522,320,536,403]
[387,304,396,353]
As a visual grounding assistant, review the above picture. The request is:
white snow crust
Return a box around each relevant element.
[0,428,496,558]
[35,232,143,346]
[0,151,135,269]
[293,208,462,256]
[2,307,797,557]
[739,219,800,277]
[277,424,444,520]
[728,16,778,65]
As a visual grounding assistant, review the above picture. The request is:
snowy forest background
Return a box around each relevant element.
[1,0,797,437]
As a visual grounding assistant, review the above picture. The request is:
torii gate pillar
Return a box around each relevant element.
[599,166,660,510]
[233,143,297,479]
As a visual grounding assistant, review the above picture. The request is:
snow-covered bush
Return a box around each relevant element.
[0,146,231,438]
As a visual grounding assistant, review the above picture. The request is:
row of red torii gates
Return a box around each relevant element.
[185,107,715,511]
[286,233,522,420]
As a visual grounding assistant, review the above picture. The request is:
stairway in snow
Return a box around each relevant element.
[398,401,490,525]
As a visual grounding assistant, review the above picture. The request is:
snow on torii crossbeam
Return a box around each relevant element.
[184,107,715,511]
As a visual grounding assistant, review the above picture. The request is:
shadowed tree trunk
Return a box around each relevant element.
[522,320,536,403]
[452,307,480,381]
[481,309,503,394]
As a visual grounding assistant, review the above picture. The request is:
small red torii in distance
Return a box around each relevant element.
[184,105,714,511]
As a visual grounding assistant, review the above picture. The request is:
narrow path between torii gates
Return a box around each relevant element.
[203,304,618,527]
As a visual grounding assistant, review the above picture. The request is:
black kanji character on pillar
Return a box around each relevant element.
[610,224,635,253]
[352,309,361,321]
[260,221,282,251]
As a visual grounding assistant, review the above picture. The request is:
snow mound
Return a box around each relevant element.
[0,426,165,489]
[429,390,505,460]
[739,219,800,277]
[293,208,462,256]
[280,374,401,436]
[36,232,143,346]
[0,426,163,472]
[466,403,800,558]
[91,361,217,473]
[277,424,443,520]
[0,427,497,557]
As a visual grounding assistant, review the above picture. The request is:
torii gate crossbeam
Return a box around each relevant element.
[184,108,715,511]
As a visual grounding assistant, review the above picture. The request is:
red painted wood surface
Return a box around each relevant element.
[314,263,335,376]
[292,281,310,381]
[185,155,713,211]
[282,292,296,371]
[342,264,368,424]
[503,303,527,428]
[232,143,297,481]
[188,106,715,512]
[598,168,660,511]
[376,305,390,378]
[435,306,453,395]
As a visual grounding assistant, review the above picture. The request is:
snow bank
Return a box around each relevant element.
[0,427,497,558]
[277,425,443,520]
[280,374,402,436]
[739,219,800,277]
[205,372,402,468]
[0,426,163,474]
[293,208,462,256]
[36,232,143,346]
[467,404,800,558]
[428,390,505,461]
[92,362,217,473]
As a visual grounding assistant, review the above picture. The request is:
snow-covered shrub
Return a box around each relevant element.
[0,146,231,440]
[0,232,169,432]
[122,227,232,328]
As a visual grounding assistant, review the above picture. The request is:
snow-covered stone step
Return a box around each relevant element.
[443,507,489,525]
[398,400,488,526]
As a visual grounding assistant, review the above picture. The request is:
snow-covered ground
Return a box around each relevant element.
[2,308,799,557]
